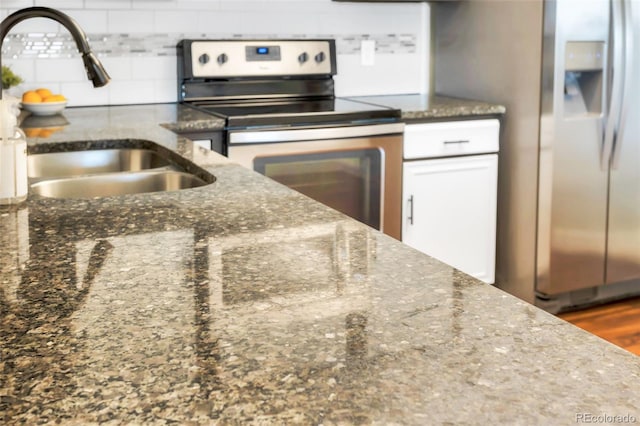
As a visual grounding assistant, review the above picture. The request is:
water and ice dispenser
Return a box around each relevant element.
[563,41,605,116]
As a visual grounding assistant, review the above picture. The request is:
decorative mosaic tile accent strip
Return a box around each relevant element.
[1,32,417,59]
[339,34,417,55]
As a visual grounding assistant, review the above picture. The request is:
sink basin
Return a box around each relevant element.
[27,142,216,199]
[28,148,171,179]
[30,170,208,199]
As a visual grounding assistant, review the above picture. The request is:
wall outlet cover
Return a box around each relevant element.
[361,40,376,66]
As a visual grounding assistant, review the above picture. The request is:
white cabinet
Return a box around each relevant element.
[402,119,499,283]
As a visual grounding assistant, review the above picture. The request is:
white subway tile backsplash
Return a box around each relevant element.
[131,56,176,80]
[2,1,34,9]
[107,10,154,33]
[35,58,86,82]
[60,81,110,106]
[154,11,199,34]
[239,11,322,35]
[2,59,35,87]
[132,0,180,10]
[1,2,430,106]
[35,0,84,8]
[154,79,178,103]
[84,0,132,10]
[335,53,424,97]
[196,11,240,35]
[319,5,423,35]
[5,16,60,33]
[100,57,133,80]
[108,80,155,105]
[219,1,281,11]
[65,10,108,34]
[218,1,325,12]
[176,0,219,9]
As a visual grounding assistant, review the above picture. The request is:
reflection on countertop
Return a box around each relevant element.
[0,103,638,425]
[347,94,506,122]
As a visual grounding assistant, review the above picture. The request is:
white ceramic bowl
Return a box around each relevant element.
[22,101,67,116]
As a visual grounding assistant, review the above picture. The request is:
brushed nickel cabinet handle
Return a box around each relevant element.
[408,195,414,225]
[443,139,470,145]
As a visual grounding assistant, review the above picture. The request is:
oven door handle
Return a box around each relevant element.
[228,123,405,144]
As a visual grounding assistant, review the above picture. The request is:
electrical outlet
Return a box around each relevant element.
[361,40,376,66]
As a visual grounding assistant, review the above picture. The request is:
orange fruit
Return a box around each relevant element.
[24,128,42,137]
[43,94,66,103]
[22,91,42,103]
[35,88,53,99]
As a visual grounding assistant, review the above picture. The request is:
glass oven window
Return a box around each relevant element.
[254,149,382,229]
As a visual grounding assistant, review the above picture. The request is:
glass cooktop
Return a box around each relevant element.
[188,97,401,129]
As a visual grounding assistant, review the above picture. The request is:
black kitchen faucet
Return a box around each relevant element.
[0,6,110,100]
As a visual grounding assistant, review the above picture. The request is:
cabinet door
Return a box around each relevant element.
[402,154,498,283]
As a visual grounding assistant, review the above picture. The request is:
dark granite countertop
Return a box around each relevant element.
[1,103,638,424]
[347,94,506,123]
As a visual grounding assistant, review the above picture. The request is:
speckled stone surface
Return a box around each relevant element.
[1,104,639,424]
[348,94,506,122]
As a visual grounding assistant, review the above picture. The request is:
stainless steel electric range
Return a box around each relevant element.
[177,39,404,239]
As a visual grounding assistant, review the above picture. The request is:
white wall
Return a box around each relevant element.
[1,0,430,107]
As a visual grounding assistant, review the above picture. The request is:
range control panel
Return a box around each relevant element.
[185,39,336,78]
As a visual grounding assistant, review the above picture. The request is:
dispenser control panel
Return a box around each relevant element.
[565,41,605,71]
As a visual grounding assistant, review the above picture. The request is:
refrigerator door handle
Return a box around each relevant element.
[610,0,633,170]
[602,0,626,171]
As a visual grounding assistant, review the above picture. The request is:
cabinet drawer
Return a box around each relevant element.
[404,119,499,159]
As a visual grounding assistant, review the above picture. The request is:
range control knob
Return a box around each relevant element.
[217,53,228,65]
[198,53,210,65]
[298,52,309,64]
[315,52,326,63]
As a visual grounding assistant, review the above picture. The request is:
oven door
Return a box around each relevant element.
[227,123,404,240]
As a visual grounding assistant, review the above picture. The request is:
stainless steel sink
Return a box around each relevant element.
[28,148,171,179]
[27,144,215,199]
[30,170,208,199]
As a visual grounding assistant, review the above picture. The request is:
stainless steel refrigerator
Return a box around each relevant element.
[432,0,640,313]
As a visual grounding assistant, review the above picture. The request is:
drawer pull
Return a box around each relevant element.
[443,139,470,145]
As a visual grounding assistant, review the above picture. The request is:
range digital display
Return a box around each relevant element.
[246,45,281,62]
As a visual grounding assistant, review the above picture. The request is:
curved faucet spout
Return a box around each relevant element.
[0,7,110,99]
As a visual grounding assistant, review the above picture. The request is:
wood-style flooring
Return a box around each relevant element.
[558,296,640,356]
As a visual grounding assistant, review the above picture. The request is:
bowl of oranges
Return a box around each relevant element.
[21,88,67,116]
